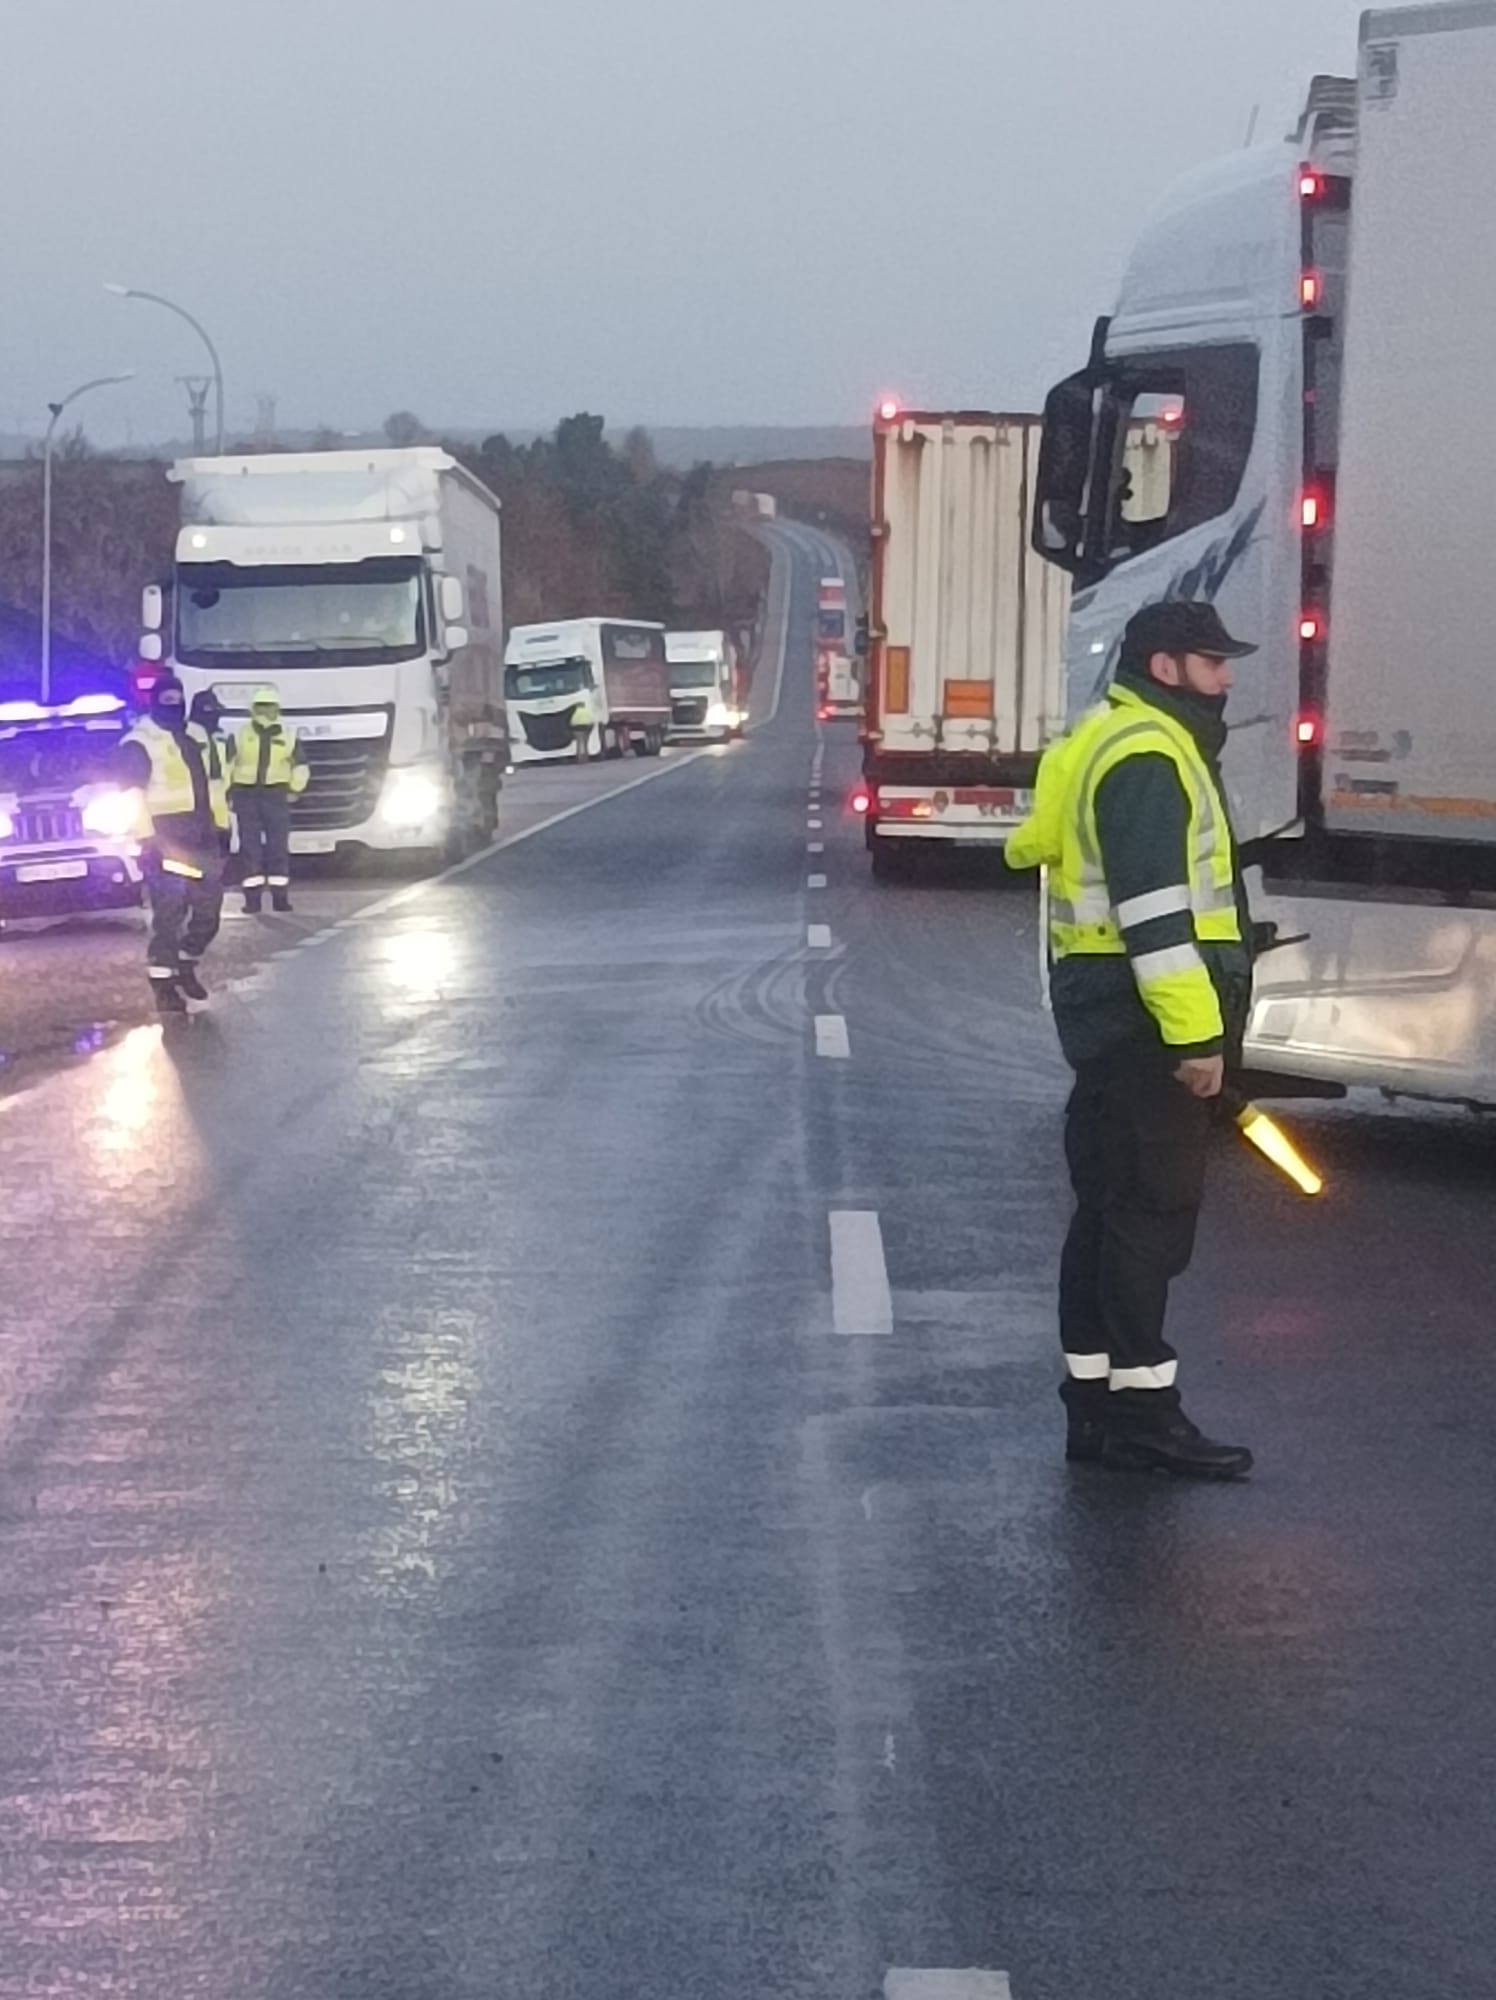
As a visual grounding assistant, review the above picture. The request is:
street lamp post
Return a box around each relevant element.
[104,283,224,454]
[41,373,133,706]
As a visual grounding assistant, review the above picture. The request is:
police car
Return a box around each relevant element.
[0,690,144,921]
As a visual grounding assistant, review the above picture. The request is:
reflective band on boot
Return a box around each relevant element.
[267,875,290,887]
[147,965,178,981]
[1110,1361,1180,1391]
[241,874,267,889]
[1064,1352,1109,1380]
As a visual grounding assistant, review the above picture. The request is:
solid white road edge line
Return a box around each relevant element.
[830,1211,894,1337]
[749,531,794,731]
[814,1015,850,1059]
[806,924,833,949]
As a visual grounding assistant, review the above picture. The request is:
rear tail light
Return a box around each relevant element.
[1299,269,1322,310]
[1294,711,1322,748]
[1299,611,1324,644]
[850,786,873,816]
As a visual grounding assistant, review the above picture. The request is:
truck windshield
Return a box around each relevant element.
[669,663,721,690]
[176,559,425,667]
[0,723,124,793]
[506,659,590,700]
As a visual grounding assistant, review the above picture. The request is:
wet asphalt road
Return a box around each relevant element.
[2,522,1494,1999]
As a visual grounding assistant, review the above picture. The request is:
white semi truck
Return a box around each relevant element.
[505,619,671,764]
[146,448,506,861]
[1032,0,1496,1107]
[666,630,743,741]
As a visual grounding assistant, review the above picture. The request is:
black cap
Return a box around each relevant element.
[1119,601,1257,672]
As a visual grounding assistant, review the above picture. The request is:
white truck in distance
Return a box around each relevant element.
[505,619,672,764]
[666,631,743,741]
[1032,0,1496,1106]
[151,449,506,861]
[861,410,1072,873]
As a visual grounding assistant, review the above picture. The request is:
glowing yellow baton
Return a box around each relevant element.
[1233,1100,1325,1197]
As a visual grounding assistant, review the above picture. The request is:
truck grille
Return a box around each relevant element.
[8,804,84,846]
[672,697,709,727]
[521,710,576,753]
[293,732,391,832]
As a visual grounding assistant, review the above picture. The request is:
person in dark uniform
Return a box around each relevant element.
[116,673,228,1012]
[1006,602,1258,1481]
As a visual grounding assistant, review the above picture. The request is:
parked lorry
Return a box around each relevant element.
[666,630,743,741]
[147,448,505,863]
[1031,0,1496,1105]
[505,619,671,763]
[860,409,1074,874]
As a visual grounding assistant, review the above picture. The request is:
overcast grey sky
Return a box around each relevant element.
[2,0,1368,446]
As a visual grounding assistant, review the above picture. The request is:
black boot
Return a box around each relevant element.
[1103,1412,1253,1481]
[151,976,187,1015]
[271,888,293,913]
[243,888,263,915]
[1061,1381,1108,1463]
[177,961,209,1005]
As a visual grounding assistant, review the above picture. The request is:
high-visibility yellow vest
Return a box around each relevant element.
[228,718,307,791]
[1006,684,1240,1047]
[570,704,590,728]
[121,717,231,834]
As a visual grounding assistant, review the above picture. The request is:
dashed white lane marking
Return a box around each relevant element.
[830,1211,894,1336]
[885,1975,1013,2000]
[808,841,824,853]
[807,872,827,889]
[807,817,823,830]
[807,924,833,949]
[814,1014,850,1059]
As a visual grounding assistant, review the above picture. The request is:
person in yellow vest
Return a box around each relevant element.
[1005,602,1257,1481]
[114,672,229,1014]
[227,685,309,913]
[570,700,593,762]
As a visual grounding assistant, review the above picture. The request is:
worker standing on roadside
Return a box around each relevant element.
[1005,602,1257,1481]
[228,684,308,913]
[570,700,593,763]
[115,672,228,1014]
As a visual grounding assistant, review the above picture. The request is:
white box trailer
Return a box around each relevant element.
[1031,0,1496,1106]
[1321,6,1496,845]
[862,410,1071,873]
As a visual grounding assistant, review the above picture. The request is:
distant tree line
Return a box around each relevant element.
[0,414,768,679]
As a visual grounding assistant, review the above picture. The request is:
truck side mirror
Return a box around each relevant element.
[139,633,164,663]
[854,616,869,658]
[439,574,465,623]
[1033,369,1101,575]
[444,626,469,653]
[141,584,163,632]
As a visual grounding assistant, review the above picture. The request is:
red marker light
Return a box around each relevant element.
[1295,712,1322,748]
[1301,491,1324,529]
[1299,612,1324,643]
[850,787,872,816]
[1299,166,1324,201]
[1300,269,1322,309]
[876,398,901,423]
[1160,403,1185,429]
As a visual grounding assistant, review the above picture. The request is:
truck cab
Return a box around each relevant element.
[1032,5,1496,1106]
[0,690,143,921]
[152,449,506,864]
[506,620,670,763]
[666,630,743,741]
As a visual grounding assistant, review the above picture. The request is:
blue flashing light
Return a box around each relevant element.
[0,692,127,726]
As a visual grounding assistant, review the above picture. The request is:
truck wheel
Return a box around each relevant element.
[869,833,903,882]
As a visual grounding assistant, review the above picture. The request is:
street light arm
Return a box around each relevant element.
[38,370,134,706]
[44,372,136,440]
[104,284,224,453]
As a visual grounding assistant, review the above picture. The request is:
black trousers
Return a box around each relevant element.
[1059,1048,1212,1426]
[234,786,293,888]
[143,851,223,978]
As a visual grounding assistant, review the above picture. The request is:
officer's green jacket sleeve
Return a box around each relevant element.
[1093,754,1223,1056]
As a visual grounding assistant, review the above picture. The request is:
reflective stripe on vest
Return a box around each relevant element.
[229,720,300,788]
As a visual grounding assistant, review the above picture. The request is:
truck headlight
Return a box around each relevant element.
[706,702,732,728]
[0,809,12,841]
[379,768,445,829]
[81,788,138,839]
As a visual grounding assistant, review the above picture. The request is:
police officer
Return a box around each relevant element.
[1006,602,1257,1480]
[116,672,228,1013]
[227,684,308,913]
